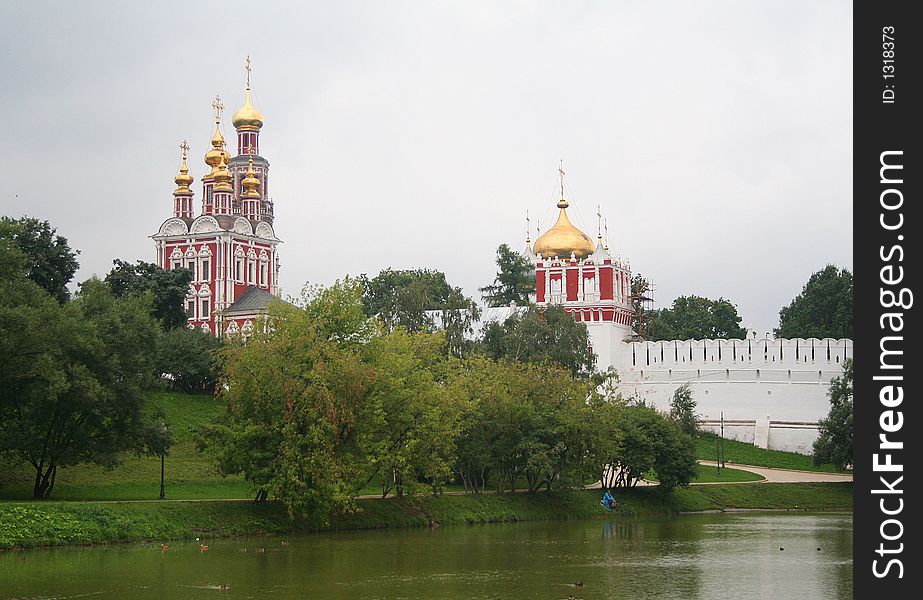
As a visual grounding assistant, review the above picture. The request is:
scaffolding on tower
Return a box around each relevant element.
[628,276,655,341]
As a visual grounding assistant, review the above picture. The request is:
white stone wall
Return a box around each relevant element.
[588,332,852,454]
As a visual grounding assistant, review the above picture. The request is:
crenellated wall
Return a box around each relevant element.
[588,332,853,453]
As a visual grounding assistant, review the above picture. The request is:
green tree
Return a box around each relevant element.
[105,259,193,330]
[481,304,597,378]
[440,287,481,358]
[0,278,159,498]
[479,243,535,307]
[813,359,853,470]
[360,268,455,333]
[0,216,79,303]
[448,357,596,494]
[775,265,853,339]
[157,327,223,393]
[361,330,460,497]
[649,295,747,341]
[669,384,699,438]
[201,280,376,519]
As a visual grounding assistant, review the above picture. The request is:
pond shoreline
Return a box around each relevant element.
[0,483,853,551]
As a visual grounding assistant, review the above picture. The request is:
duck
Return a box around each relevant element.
[200,544,209,551]
[160,544,169,551]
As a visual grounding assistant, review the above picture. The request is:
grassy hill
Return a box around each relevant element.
[696,433,846,473]
[0,392,253,501]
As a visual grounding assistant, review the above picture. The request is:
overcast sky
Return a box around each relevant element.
[1,1,851,335]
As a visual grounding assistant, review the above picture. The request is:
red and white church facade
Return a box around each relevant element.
[152,67,280,338]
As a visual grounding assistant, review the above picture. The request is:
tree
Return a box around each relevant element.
[648,295,747,341]
[0,278,159,498]
[448,357,596,494]
[0,216,79,303]
[360,268,455,333]
[440,287,481,358]
[479,243,535,307]
[775,265,853,339]
[669,384,699,438]
[480,304,597,378]
[813,359,853,470]
[361,330,460,497]
[157,327,223,393]
[105,259,193,330]
[200,279,376,519]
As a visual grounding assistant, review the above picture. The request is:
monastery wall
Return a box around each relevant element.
[590,332,852,454]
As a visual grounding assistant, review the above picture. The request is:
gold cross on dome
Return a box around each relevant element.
[212,95,224,123]
[180,140,190,161]
[245,55,252,88]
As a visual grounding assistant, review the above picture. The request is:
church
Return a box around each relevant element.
[521,173,852,454]
[151,70,852,454]
[152,61,280,338]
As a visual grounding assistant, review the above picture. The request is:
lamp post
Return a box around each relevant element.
[159,421,167,500]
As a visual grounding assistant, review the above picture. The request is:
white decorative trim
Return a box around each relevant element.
[190,216,220,234]
[157,218,189,236]
[254,222,276,240]
[232,217,253,235]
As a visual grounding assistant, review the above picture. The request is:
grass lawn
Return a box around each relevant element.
[696,433,846,473]
[0,391,254,502]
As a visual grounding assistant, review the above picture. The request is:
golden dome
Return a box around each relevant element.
[232,87,264,131]
[213,156,233,192]
[240,154,261,199]
[532,200,595,259]
[233,57,264,131]
[174,140,193,194]
[204,96,231,177]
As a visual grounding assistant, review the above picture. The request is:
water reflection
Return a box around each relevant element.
[0,513,852,599]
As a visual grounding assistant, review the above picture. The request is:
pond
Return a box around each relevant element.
[1,513,852,599]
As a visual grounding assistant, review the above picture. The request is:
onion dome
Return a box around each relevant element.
[213,156,233,192]
[532,198,595,259]
[240,154,261,199]
[174,141,193,194]
[232,58,264,131]
[232,87,264,131]
[204,95,231,177]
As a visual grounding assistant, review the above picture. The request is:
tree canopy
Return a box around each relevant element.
[0,216,79,303]
[812,359,853,470]
[775,265,853,339]
[648,295,747,341]
[360,268,455,332]
[479,243,535,307]
[0,277,159,498]
[359,268,479,357]
[105,259,193,330]
[480,304,597,378]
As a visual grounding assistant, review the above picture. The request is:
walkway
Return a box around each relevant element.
[697,461,853,484]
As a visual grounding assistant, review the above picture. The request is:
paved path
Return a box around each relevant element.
[697,461,853,484]
[587,461,852,489]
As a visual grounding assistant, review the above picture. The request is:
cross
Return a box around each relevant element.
[245,55,252,88]
[180,140,190,161]
[526,210,531,242]
[212,95,224,123]
[558,159,565,200]
[597,204,603,237]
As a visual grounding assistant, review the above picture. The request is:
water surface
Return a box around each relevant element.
[0,513,852,599]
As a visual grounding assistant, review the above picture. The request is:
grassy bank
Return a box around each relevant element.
[0,483,852,550]
[696,433,846,473]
